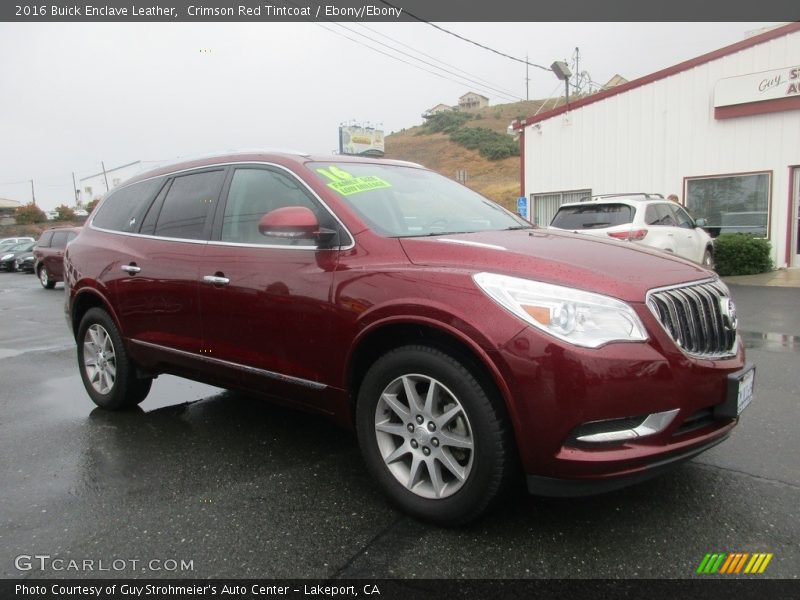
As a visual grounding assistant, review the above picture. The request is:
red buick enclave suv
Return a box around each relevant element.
[64,151,753,524]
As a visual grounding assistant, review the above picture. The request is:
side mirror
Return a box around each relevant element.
[258,206,337,247]
[695,218,707,228]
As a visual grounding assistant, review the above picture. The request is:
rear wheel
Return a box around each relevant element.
[38,265,55,289]
[356,345,513,525]
[77,308,151,410]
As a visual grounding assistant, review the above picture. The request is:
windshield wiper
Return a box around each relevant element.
[504,225,534,230]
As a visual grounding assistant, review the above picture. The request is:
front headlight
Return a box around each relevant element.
[473,272,648,348]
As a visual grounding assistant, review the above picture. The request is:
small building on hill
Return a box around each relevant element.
[422,103,454,119]
[458,92,490,111]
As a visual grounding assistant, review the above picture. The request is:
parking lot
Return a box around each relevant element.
[0,271,798,579]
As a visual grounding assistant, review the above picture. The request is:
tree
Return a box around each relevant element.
[86,198,100,213]
[55,204,75,221]
[14,202,46,224]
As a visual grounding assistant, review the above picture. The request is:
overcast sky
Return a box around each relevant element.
[0,20,780,210]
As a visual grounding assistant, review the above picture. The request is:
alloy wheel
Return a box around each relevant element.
[83,324,117,395]
[374,374,474,499]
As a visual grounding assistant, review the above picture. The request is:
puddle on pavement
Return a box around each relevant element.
[740,330,800,353]
[41,373,225,419]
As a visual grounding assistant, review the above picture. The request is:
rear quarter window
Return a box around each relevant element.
[93,178,163,233]
[551,204,634,229]
[36,231,54,248]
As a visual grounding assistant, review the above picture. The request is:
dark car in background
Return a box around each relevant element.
[64,151,752,525]
[0,240,36,271]
[14,251,36,274]
[33,227,80,289]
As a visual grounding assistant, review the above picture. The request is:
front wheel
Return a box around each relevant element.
[38,265,55,289]
[702,249,714,269]
[356,345,513,525]
[77,307,152,410]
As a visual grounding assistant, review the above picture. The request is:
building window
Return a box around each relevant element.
[685,172,770,238]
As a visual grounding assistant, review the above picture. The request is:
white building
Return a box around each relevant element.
[514,22,800,268]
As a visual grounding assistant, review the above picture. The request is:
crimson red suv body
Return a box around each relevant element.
[64,152,753,524]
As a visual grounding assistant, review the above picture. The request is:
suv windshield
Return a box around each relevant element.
[307,162,529,237]
[550,203,634,229]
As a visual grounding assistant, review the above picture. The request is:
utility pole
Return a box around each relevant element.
[72,172,79,206]
[30,179,36,205]
[525,54,530,101]
[101,161,109,191]
[573,47,580,95]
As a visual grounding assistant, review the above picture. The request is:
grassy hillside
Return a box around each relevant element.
[384,99,555,211]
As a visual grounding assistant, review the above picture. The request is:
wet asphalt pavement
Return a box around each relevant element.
[0,272,798,579]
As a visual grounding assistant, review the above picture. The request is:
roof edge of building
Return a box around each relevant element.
[513,21,800,130]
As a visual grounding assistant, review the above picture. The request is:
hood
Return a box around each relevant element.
[399,229,711,303]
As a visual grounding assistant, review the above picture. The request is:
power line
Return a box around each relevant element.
[378,0,551,72]
[306,16,524,103]
[330,20,523,102]
[352,21,522,100]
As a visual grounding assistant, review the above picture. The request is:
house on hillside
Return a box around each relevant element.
[422,103,454,119]
[512,22,800,268]
[458,92,489,111]
[603,74,628,89]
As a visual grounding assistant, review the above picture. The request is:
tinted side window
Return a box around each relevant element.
[93,178,162,232]
[153,170,225,240]
[550,204,633,229]
[221,168,327,246]
[670,205,694,229]
[36,231,54,248]
[644,205,659,225]
[51,231,68,248]
[652,204,677,226]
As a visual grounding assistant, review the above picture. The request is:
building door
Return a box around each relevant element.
[794,168,800,267]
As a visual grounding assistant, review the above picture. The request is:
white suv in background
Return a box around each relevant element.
[549,194,715,267]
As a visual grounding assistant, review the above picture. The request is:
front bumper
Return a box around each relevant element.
[526,429,731,496]
[497,306,746,489]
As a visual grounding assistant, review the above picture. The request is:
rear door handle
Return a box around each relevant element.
[121,264,141,274]
[203,275,230,286]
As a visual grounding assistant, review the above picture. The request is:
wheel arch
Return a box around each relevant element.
[70,288,122,341]
[346,319,518,441]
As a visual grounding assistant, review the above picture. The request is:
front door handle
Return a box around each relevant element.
[203,275,230,286]
[121,264,141,274]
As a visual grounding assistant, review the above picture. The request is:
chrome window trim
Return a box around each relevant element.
[130,340,327,391]
[89,160,355,251]
[645,277,739,360]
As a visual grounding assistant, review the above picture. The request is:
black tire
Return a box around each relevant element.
[38,265,55,289]
[702,249,714,269]
[77,307,152,410]
[356,345,513,525]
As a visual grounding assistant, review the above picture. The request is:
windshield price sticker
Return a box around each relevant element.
[316,166,392,196]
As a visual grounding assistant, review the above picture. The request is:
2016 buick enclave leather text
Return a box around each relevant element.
[64,151,754,524]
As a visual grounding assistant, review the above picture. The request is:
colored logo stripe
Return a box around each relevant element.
[697,553,773,574]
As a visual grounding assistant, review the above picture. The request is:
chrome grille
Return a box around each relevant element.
[646,279,737,358]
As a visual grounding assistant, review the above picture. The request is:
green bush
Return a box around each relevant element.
[450,127,519,160]
[713,233,773,276]
[423,111,473,134]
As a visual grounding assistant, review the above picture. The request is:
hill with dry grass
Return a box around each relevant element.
[384,99,556,211]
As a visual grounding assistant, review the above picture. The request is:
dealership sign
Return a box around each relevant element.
[715,66,800,107]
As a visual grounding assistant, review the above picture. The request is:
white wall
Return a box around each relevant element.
[523,29,800,266]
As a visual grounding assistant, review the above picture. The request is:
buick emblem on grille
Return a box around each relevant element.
[720,297,738,331]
